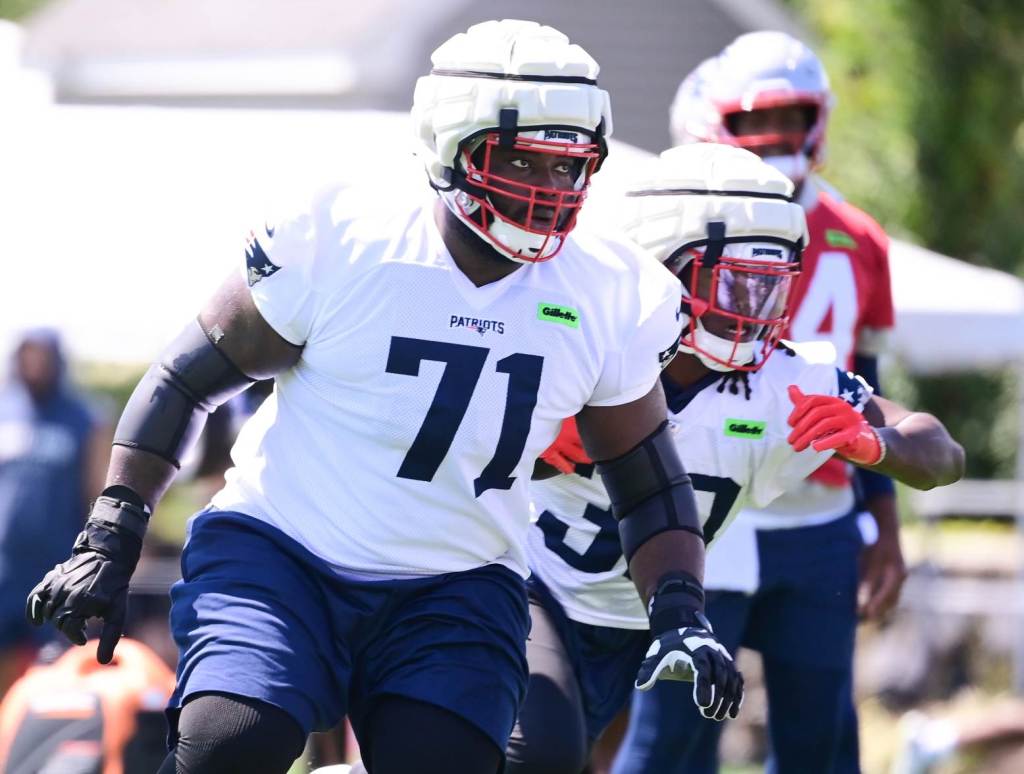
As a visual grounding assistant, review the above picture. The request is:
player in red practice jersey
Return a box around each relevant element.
[614,31,902,774]
[788,180,895,488]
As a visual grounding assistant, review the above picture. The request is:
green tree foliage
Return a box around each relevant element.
[901,0,1024,273]
[914,370,1020,479]
[785,0,1024,479]
[0,0,47,20]
[787,0,1024,272]
[784,0,922,236]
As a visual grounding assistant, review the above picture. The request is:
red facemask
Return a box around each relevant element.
[668,242,802,371]
[450,130,603,262]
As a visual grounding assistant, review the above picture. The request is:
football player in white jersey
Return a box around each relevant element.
[25,21,742,774]
[505,143,964,774]
[618,32,912,774]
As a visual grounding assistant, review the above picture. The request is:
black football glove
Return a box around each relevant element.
[635,572,744,721]
[26,493,149,664]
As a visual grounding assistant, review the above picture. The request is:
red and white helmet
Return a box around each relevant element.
[412,20,612,263]
[669,31,833,185]
[621,144,808,372]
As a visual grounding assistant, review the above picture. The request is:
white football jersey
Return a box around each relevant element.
[527,345,872,628]
[210,185,682,579]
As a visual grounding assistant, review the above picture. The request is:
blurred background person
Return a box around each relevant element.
[0,328,110,699]
[0,637,175,772]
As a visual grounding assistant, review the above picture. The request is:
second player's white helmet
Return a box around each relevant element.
[669,31,833,185]
[412,19,612,263]
[622,143,809,372]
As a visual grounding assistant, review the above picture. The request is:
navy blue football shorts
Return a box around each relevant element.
[613,510,865,774]
[166,510,530,753]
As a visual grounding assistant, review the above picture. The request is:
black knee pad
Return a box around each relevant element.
[168,693,305,774]
[364,696,501,774]
[507,721,588,774]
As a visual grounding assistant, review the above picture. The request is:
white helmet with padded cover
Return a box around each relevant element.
[669,31,833,185]
[412,19,613,263]
[622,143,809,372]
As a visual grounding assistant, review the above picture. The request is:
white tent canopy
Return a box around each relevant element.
[4,105,1023,374]
[887,239,1024,374]
[2,106,421,365]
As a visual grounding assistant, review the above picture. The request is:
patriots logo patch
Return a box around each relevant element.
[449,315,505,336]
[245,229,281,287]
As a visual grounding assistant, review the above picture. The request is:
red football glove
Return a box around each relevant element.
[787,385,884,466]
[540,416,592,474]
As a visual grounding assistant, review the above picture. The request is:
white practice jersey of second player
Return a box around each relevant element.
[210,186,683,579]
[528,345,872,628]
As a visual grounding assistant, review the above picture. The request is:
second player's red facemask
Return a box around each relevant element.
[666,239,802,372]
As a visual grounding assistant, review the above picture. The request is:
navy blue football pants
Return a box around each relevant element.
[613,512,863,774]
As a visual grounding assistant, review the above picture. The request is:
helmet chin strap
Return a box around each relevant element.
[676,305,757,372]
[441,188,561,264]
[680,319,757,372]
[488,217,562,263]
[762,153,810,185]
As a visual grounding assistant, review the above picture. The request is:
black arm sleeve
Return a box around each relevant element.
[596,420,703,561]
[853,353,896,500]
[113,319,256,467]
